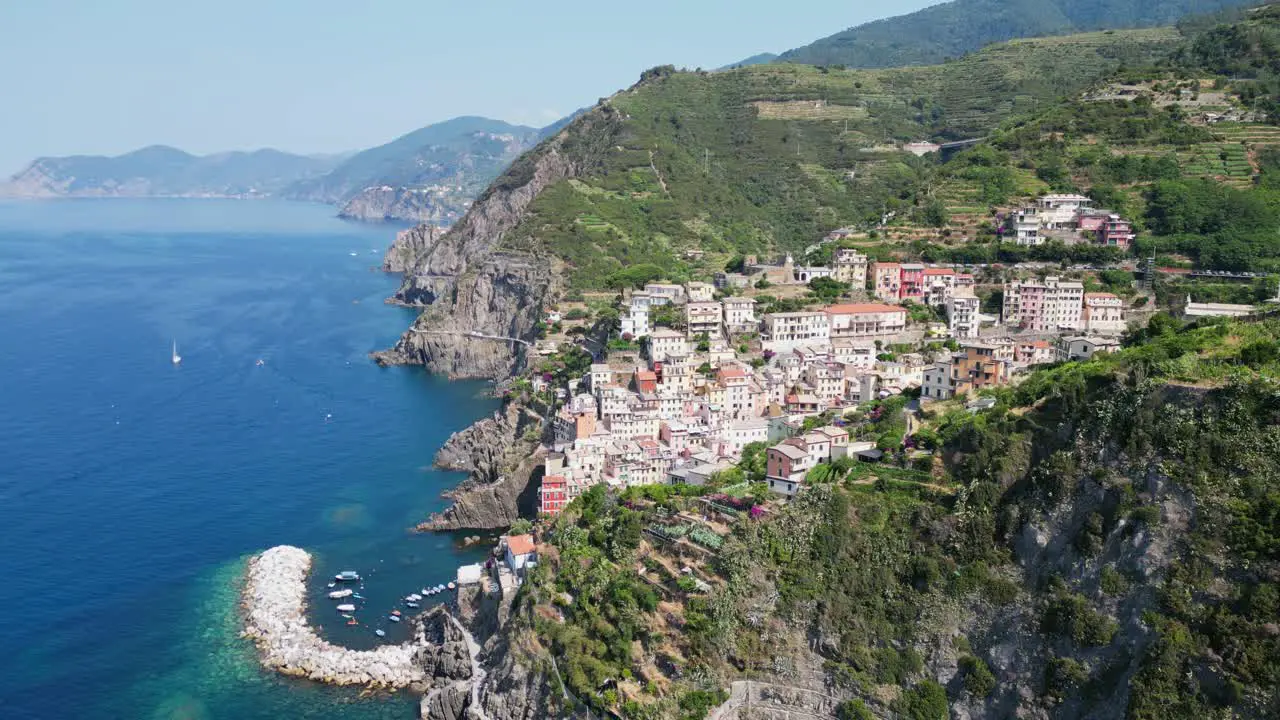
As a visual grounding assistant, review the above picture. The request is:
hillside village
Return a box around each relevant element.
[523,200,1278,517]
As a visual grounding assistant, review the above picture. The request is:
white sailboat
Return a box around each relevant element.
[171,340,182,365]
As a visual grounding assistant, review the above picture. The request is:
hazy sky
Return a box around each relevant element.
[0,0,939,174]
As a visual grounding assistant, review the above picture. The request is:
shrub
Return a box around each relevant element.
[1044,656,1089,700]
[836,699,875,720]
[1100,566,1129,596]
[959,655,997,697]
[893,680,948,720]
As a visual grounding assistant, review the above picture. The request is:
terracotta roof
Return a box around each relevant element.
[507,534,536,556]
[875,262,902,269]
[824,303,907,315]
[542,475,567,488]
[923,268,956,276]
[718,366,747,379]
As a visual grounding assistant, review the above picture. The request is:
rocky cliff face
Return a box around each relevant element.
[415,403,544,532]
[384,225,438,273]
[374,107,621,380]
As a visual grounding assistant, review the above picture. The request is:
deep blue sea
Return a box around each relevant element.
[0,199,499,719]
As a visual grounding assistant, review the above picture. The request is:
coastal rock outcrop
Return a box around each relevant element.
[417,403,545,531]
[384,224,439,273]
[376,108,621,379]
[241,546,472,689]
[373,253,556,379]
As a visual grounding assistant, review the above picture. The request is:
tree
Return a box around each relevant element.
[809,277,851,302]
[509,518,533,535]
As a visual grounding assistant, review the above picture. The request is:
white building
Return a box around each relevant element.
[1184,296,1255,318]
[722,297,757,333]
[620,292,652,339]
[1082,293,1126,334]
[647,327,688,363]
[1036,194,1094,228]
[1012,207,1042,246]
[1056,336,1121,362]
[824,303,908,339]
[762,311,830,352]
[644,283,684,304]
[947,294,981,339]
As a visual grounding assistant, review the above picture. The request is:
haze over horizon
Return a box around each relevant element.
[0,0,939,176]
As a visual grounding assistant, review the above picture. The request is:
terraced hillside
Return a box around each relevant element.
[490,28,1183,288]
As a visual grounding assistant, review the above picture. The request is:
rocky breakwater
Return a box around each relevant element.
[241,545,473,690]
[417,402,545,531]
[373,107,622,380]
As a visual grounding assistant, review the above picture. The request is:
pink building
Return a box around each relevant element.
[1098,216,1135,248]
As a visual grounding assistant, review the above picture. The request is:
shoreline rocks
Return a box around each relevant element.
[416,404,545,532]
[241,545,469,689]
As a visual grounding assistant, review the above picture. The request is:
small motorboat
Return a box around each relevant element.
[329,589,353,599]
[421,587,430,595]
[352,593,365,600]
[256,358,265,367]
[334,571,360,582]
[406,593,422,602]
[327,582,336,588]
[391,610,401,616]
[349,252,358,257]
[341,614,353,620]
[346,618,358,626]
[405,602,420,608]
[388,615,401,623]
[447,582,456,590]
[335,603,356,612]
[375,629,386,637]
[435,584,445,592]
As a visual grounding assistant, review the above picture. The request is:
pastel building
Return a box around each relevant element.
[1082,292,1126,334]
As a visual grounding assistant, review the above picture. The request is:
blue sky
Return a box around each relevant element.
[0,0,938,174]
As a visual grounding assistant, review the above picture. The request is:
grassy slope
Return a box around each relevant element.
[496,28,1182,289]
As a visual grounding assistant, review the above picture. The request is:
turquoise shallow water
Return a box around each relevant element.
[0,199,499,719]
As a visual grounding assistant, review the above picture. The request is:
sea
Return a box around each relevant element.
[0,199,500,720]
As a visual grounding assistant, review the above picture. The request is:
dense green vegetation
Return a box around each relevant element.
[518,314,1280,718]
[494,27,1181,288]
[773,0,1253,69]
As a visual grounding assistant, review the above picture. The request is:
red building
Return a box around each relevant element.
[900,263,925,300]
[539,475,568,515]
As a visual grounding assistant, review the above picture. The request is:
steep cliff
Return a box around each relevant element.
[384,224,438,273]
[375,107,622,379]
[415,402,544,532]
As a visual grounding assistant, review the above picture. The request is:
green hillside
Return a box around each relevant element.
[495,27,1182,289]
[523,315,1280,718]
[774,0,1257,68]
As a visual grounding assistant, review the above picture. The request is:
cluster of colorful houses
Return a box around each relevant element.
[536,260,1138,514]
[1008,194,1136,249]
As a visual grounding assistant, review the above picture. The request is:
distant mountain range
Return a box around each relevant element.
[739,0,1258,68]
[1,115,570,224]
[286,116,548,224]
[0,146,343,199]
